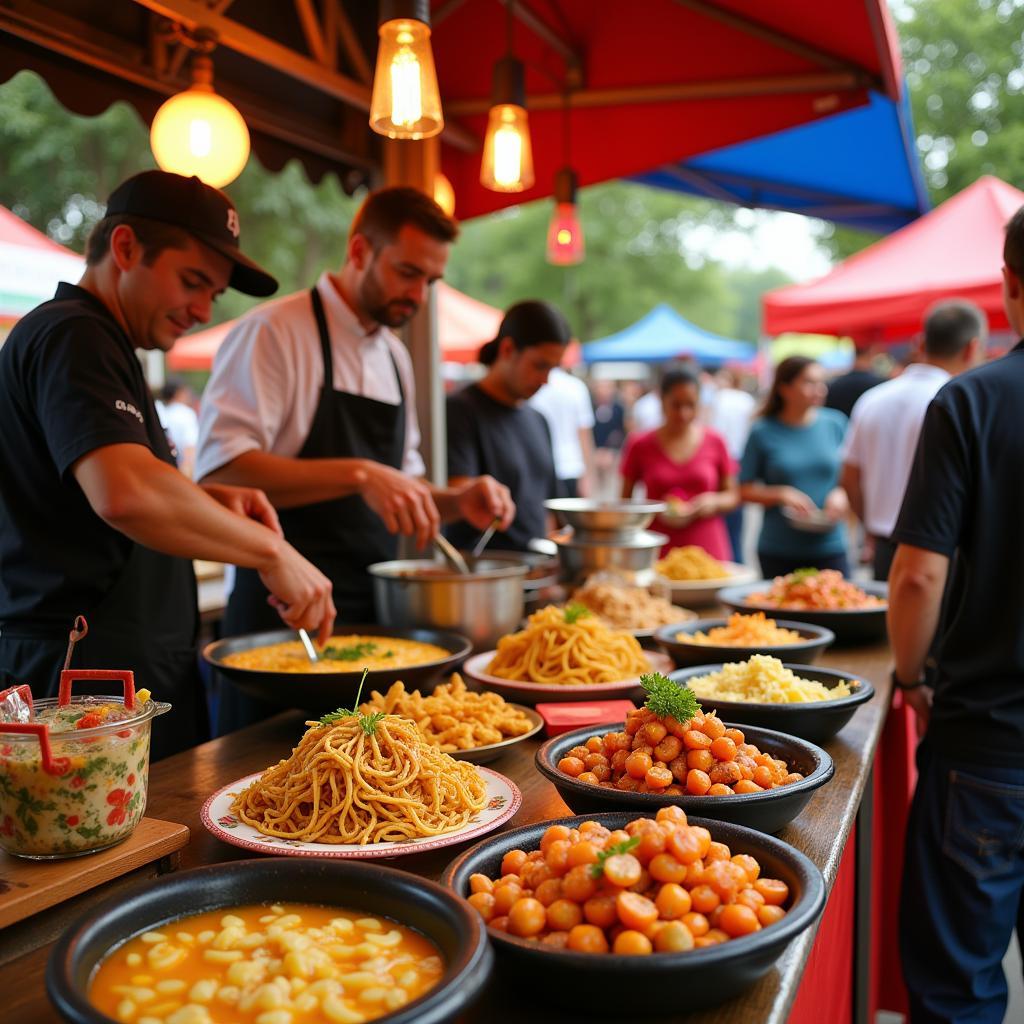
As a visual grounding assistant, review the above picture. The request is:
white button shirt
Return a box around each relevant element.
[528,367,595,480]
[841,362,951,538]
[195,272,425,481]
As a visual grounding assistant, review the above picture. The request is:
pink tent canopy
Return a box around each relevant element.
[168,281,504,370]
[762,176,1024,342]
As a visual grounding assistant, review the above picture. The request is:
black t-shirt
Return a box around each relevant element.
[0,283,175,627]
[445,383,559,552]
[825,369,884,418]
[892,340,1024,765]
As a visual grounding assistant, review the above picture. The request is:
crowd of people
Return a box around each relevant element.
[2,168,1023,1023]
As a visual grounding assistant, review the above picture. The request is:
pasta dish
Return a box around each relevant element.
[485,604,651,685]
[568,577,693,631]
[360,674,535,751]
[231,707,487,844]
[686,655,851,704]
[685,612,805,646]
[655,546,731,581]
[222,635,450,673]
[747,569,884,610]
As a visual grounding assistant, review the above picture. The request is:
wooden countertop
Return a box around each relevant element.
[3,641,892,1024]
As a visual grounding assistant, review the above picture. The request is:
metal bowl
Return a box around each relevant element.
[536,722,834,834]
[369,558,528,652]
[48,857,493,1024]
[203,625,472,711]
[442,812,824,1015]
[555,530,669,585]
[545,498,666,539]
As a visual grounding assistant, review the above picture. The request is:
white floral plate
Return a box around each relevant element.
[201,766,521,859]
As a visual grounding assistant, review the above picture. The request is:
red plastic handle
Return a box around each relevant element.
[0,721,70,775]
[0,683,35,714]
[58,669,135,709]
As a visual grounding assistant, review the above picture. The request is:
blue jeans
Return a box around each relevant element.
[900,738,1024,1024]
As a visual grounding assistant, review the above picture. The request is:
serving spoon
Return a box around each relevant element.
[470,517,501,560]
[297,628,320,663]
[432,533,471,574]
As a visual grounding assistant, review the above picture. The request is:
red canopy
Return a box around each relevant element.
[763,176,1024,342]
[436,0,902,218]
[167,282,503,371]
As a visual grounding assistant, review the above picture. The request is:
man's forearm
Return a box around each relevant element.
[841,464,865,522]
[888,545,948,681]
[200,450,368,508]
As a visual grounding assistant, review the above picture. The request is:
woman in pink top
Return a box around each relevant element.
[620,366,738,559]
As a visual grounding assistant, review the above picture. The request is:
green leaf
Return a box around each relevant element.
[790,567,820,581]
[563,603,592,625]
[322,641,379,662]
[641,673,700,722]
[589,835,641,879]
[318,668,384,735]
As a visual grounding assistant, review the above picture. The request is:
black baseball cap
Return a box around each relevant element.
[103,170,278,297]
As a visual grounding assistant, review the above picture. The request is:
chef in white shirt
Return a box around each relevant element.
[196,186,513,731]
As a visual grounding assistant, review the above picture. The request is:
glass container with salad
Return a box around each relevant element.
[0,671,170,859]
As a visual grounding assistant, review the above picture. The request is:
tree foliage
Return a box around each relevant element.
[896,0,1024,200]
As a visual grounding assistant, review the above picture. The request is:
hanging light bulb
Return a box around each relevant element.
[481,55,534,193]
[150,40,250,189]
[547,169,584,265]
[369,0,443,140]
[434,173,456,216]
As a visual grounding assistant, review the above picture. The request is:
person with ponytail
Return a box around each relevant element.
[739,356,851,577]
[445,301,571,552]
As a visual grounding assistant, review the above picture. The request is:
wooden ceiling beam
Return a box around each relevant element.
[333,0,371,84]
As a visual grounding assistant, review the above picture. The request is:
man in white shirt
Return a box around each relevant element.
[706,368,756,561]
[155,378,200,476]
[841,299,987,579]
[196,187,513,729]
[528,365,595,496]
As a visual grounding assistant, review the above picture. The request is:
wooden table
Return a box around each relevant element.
[3,642,892,1024]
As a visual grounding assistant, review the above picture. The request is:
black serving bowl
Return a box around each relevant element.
[47,857,493,1024]
[670,663,876,744]
[717,580,888,645]
[654,618,835,668]
[536,722,833,834]
[442,811,824,1015]
[203,625,472,712]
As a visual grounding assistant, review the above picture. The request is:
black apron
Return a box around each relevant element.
[0,407,203,762]
[217,288,406,733]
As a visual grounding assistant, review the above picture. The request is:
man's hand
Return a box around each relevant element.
[454,476,516,531]
[201,482,282,535]
[901,684,933,735]
[261,543,336,645]
[357,461,441,549]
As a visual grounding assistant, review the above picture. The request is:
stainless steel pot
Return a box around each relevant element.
[544,499,666,540]
[554,530,669,585]
[369,558,528,652]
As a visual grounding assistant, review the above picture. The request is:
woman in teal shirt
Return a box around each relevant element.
[739,357,850,578]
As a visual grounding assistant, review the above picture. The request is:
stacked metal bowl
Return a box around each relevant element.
[545,498,668,585]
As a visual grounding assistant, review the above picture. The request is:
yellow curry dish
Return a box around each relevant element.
[222,636,451,674]
[88,902,444,1024]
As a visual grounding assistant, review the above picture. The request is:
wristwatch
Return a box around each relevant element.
[891,669,927,691]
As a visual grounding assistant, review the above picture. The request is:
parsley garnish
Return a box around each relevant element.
[318,669,385,735]
[322,641,379,662]
[791,567,820,581]
[589,834,641,878]
[641,672,700,722]
[564,603,591,625]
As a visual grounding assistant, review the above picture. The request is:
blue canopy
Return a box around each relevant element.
[582,305,755,366]
[633,89,929,234]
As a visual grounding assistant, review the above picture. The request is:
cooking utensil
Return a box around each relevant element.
[544,498,666,539]
[433,533,471,574]
[470,517,501,559]
[297,628,319,663]
[554,530,669,585]
[369,558,528,652]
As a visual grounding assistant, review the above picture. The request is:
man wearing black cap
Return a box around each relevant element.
[0,170,335,759]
